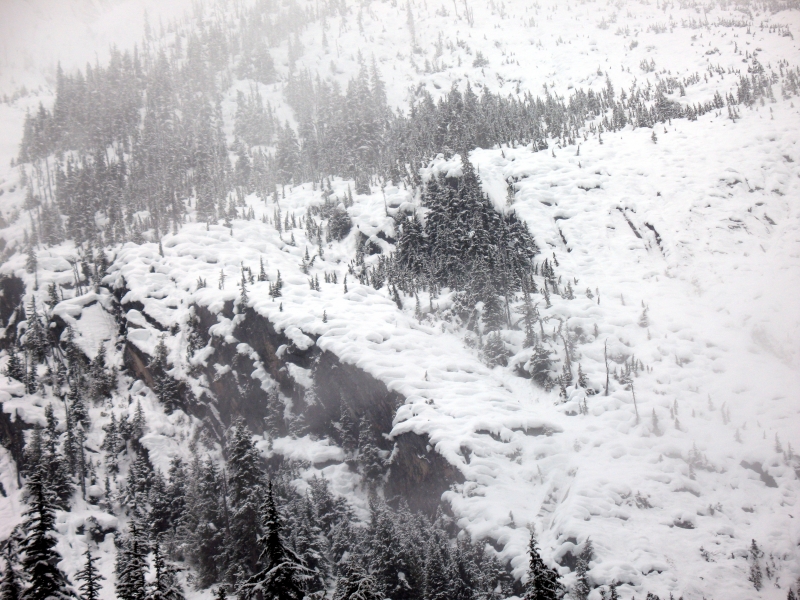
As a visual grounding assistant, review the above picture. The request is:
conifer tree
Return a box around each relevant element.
[88,343,114,400]
[150,337,179,411]
[748,539,763,591]
[573,540,593,600]
[42,404,74,509]
[68,385,88,427]
[521,286,538,348]
[482,285,506,333]
[21,464,77,600]
[102,413,121,474]
[529,344,554,389]
[181,457,227,588]
[75,549,104,600]
[226,420,264,578]
[4,347,25,382]
[24,299,48,364]
[150,540,185,600]
[130,401,146,447]
[26,246,37,276]
[367,499,410,600]
[240,482,305,600]
[114,522,148,600]
[264,389,285,438]
[0,546,21,600]
[286,496,328,595]
[423,532,453,600]
[333,555,381,600]
[357,419,384,483]
[483,332,509,368]
[239,268,250,309]
[523,529,563,600]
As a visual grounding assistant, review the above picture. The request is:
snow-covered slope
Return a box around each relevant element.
[0,1,799,599]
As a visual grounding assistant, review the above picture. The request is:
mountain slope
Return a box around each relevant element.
[0,1,798,599]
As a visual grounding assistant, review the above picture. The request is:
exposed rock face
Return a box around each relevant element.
[0,275,25,351]
[121,299,459,515]
[0,405,26,475]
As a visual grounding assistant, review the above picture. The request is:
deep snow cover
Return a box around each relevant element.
[0,0,799,599]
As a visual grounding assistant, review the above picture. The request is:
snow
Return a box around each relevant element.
[0,0,798,598]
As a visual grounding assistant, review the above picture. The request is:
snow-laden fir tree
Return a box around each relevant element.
[240,482,306,600]
[333,554,381,600]
[21,463,77,600]
[423,531,453,600]
[150,336,179,412]
[150,539,185,600]
[0,545,21,600]
[523,529,563,600]
[226,420,264,579]
[573,539,593,600]
[115,521,148,600]
[75,549,104,600]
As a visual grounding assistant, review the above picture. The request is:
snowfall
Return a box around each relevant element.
[0,0,798,599]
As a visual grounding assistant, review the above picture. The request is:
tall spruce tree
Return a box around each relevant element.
[423,531,453,600]
[573,539,593,600]
[42,404,74,509]
[114,522,148,600]
[150,540,185,600]
[240,482,305,600]
[21,464,76,600]
[75,549,104,600]
[333,554,381,600]
[523,529,563,600]
[226,420,264,579]
[0,546,21,600]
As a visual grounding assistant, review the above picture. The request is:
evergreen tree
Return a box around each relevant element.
[148,472,172,535]
[483,332,509,368]
[75,549,104,600]
[24,300,48,364]
[286,495,328,595]
[226,420,264,578]
[183,458,226,588]
[367,499,410,600]
[520,286,538,349]
[166,457,188,533]
[748,539,763,591]
[68,385,88,427]
[4,347,25,382]
[42,404,74,509]
[102,413,121,475]
[21,464,77,600]
[150,337,179,412]
[114,522,148,600]
[423,531,453,600]
[357,419,383,484]
[88,343,114,400]
[240,482,306,600]
[481,285,506,333]
[529,344,554,389]
[0,547,21,600]
[523,529,563,600]
[332,555,381,600]
[573,539,593,600]
[150,540,185,600]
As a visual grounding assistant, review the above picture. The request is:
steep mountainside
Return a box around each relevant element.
[0,1,798,599]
